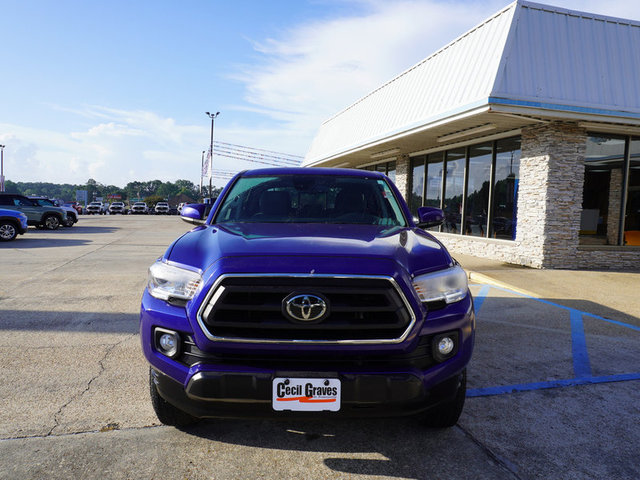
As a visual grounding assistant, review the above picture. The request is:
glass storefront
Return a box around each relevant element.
[409,136,521,240]
[581,134,639,246]
[624,138,640,245]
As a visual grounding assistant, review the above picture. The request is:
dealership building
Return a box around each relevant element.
[304,0,640,269]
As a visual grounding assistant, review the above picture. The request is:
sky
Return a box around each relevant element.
[1,0,638,189]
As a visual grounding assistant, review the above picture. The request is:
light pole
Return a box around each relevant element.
[0,145,5,192]
[205,111,220,199]
[200,150,205,198]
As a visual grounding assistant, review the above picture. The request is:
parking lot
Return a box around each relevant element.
[1,215,638,480]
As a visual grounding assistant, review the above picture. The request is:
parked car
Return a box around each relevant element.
[108,201,127,215]
[131,202,149,214]
[154,202,170,215]
[29,197,78,227]
[0,208,29,241]
[0,193,67,230]
[86,202,106,215]
[177,202,188,214]
[141,168,473,428]
[64,202,83,215]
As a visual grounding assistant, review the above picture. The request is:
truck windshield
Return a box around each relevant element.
[215,175,407,226]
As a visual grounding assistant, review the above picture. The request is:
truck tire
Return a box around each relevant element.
[149,369,199,427]
[43,214,61,230]
[422,369,467,428]
[64,215,76,227]
[0,221,18,241]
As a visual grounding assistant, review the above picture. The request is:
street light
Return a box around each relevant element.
[0,145,5,192]
[205,111,220,199]
[200,150,205,197]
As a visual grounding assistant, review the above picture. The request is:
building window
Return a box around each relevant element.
[581,134,640,246]
[387,161,396,183]
[624,138,640,245]
[408,136,521,240]
[361,161,397,184]
[491,137,521,240]
[409,156,425,215]
[444,149,465,234]
[465,143,492,237]
[426,152,444,209]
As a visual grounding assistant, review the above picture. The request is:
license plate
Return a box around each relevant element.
[272,377,341,412]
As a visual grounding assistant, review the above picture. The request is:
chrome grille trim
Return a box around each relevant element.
[195,273,417,345]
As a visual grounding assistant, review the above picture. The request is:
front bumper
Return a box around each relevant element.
[141,290,474,419]
[151,366,465,419]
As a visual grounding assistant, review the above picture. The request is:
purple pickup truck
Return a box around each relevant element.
[140,168,474,428]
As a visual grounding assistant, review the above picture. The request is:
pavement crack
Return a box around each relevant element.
[45,335,134,437]
[457,424,524,480]
[2,424,163,442]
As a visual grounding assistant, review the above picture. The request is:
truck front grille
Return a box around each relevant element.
[196,275,416,344]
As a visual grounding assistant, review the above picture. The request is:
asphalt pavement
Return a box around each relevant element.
[0,215,638,480]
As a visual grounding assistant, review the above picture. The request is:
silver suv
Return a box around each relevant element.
[131,202,149,214]
[109,202,127,214]
[86,202,106,215]
[154,202,170,215]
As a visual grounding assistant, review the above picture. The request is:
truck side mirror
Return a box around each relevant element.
[417,206,444,228]
[181,204,207,225]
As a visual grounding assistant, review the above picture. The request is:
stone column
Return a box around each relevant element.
[395,155,410,203]
[607,169,622,245]
[517,122,587,268]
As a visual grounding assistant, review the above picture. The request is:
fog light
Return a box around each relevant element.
[432,331,459,362]
[154,328,180,358]
[438,337,455,355]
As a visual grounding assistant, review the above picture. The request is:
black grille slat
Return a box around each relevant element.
[199,276,413,342]
[179,336,434,370]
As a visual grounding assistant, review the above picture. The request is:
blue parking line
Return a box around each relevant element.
[473,284,491,313]
[469,283,639,397]
[487,284,640,332]
[467,372,640,397]
[570,310,592,378]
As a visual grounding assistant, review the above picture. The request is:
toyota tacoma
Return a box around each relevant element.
[141,168,474,428]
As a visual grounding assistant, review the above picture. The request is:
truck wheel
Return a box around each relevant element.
[149,369,199,427]
[422,369,466,428]
[43,214,61,230]
[0,221,18,241]
[64,216,75,227]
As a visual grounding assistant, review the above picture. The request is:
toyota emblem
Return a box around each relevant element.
[283,293,328,323]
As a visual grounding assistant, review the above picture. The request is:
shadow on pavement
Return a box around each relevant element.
[0,310,139,334]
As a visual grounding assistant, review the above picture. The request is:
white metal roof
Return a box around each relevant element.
[304,0,640,166]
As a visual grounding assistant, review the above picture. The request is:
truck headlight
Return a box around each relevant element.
[147,261,203,301]
[412,265,468,304]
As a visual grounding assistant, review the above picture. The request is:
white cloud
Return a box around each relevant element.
[0,109,210,187]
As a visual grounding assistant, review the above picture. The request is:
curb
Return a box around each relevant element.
[467,271,541,298]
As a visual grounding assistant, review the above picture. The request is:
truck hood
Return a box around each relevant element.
[167,223,452,278]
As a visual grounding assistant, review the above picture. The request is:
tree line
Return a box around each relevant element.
[3,178,222,204]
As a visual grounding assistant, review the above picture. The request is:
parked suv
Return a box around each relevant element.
[131,202,149,214]
[154,202,170,215]
[109,202,127,215]
[141,168,474,428]
[29,197,78,227]
[86,202,106,215]
[0,193,67,230]
[0,209,28,241]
